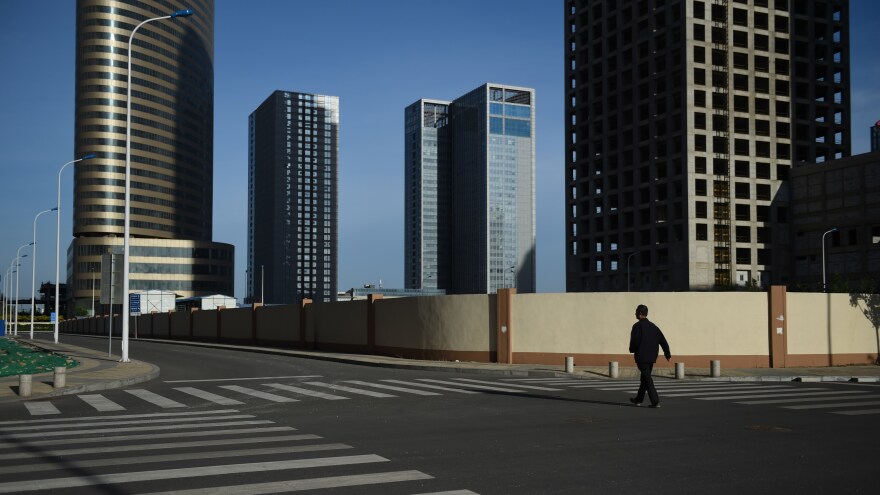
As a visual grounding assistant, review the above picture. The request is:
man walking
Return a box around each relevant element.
[628,304,671,408]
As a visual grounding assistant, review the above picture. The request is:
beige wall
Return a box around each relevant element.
[787,293,878,363]
[255,305,299,344]
[220,308,252,341]
[375,295,495,352]
[310,300,367,346]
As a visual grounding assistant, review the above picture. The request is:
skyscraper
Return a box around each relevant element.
[248,91,339,304]
[405,84,536,294]
[565,0,850,291]
[71,0,233,312]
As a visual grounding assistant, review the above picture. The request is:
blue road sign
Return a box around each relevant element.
[130,293,141,316]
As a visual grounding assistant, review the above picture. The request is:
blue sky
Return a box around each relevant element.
[1,1,878,303]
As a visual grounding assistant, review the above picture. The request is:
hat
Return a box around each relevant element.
[636,304,649,317]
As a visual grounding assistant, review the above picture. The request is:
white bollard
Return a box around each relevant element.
[710,359,721,378]
[565,356,575,373]
[609,361,619,378]
[53,367,67,389]
[19,374,32,398]
[675,362,685,379]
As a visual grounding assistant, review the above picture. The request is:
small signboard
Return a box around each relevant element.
[50,312,57,323]
[130,293,141,316]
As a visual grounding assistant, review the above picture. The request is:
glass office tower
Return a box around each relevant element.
[248,91,339,304]
[71,0,233,313]
[406,83,536,294]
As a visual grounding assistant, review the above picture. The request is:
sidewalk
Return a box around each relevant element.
[2,336,878,402]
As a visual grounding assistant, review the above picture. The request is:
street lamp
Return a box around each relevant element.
[56,154,96,344]
[31,208,57,339]
[14,243,33,336]
[121,8,194,363]
[627,252,637,292]
[822,227,839,293]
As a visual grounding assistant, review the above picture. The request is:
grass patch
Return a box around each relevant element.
[0,338,78,377]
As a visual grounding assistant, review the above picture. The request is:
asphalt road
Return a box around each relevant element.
[1,335,878,494]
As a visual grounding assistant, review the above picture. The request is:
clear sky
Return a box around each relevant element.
[1,1,878,304]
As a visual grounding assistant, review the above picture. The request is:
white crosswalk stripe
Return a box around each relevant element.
[833,408,880,415]
[23,402,60,416]
[784,400,880,410]
[126,389,188,408]
[345,380,441,396]
[416,378,535,393]
[696,390,867,401]
[79,394,126,411]
[265,383,350,400]
[174,387,245,405]
[738,395,880,405]
[219,385,299,403]
[382,379,481,394]
[451,378,562,391]
[305,382,397,398]
[0,408,476,494]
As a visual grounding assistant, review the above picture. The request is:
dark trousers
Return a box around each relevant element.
[635,361,659,405]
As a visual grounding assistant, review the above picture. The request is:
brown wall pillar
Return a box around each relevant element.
[496,288,515,364]
[300,299,312,349]
[768,285,788,368]
[367,294,383,354]
[251,303,261,343]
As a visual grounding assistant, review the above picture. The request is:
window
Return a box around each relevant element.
[696,201,708,218]
[696,224,708,240]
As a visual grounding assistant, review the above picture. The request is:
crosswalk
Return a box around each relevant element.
[501,377,880,416]
[18,375,880,417]
[0,409,480,494]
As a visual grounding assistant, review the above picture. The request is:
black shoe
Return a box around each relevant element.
[629,398,642,407]
[648,403,661,408]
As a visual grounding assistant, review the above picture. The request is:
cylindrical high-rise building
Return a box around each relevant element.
[70,0,233,313]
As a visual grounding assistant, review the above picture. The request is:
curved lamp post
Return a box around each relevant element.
[31,208,58,339]
[55,154,96,344]
[822,227,839,293]
[121,8,193,363]
[14,243,33,336]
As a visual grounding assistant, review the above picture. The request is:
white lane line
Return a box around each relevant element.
[451,378,561,391]
[4,414,255,432]
[606,385,789,393]
[738,395,880,405]
[784,401,880,410]
[305,382,397,398]
[0,426,297,451]
[24,403,60,416]
[264,383,349,401]
[698,391,868,401]
[661,387,822,398]
[165,375,322,383]
[78,394,126,412]
[0,435,327,461]
[416,379,529,393]
[126,389,188,408]
[174,387,245,406]
[0,454,390,493]
[595,383,766,390]
[382,380,480,394]
[833,409,880,415]
[412,491,481,495]
[504,378,594,383]
[219,385,299,403]
[344,380,441,396]
[138,470,434,495]
[0,409,240,427]
[0,444,355,475]
[569,382,642,388]
[0,420,275,440]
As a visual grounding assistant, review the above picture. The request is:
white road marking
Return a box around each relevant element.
[833,409,880,415]
[738,395,880,405]
[126,389,188,408]
[344,380,441,396]
[661,387,824,397]
[264,383,349,400]
[0,409,240,427]
[78,394,126,412]
[174,387,245,405]
[416,379,530,393]
[305,382,397,398]
[697,391,867,401]
[219,385,299,403]
[5,414,255,432]
[164,375,322,383]
[382,380,480,394]
[23,403,60,416]
[1,420,275,440]
[451,378,561,391]
[784,401,880,410]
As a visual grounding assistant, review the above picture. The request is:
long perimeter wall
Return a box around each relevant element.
[61,287,879,368]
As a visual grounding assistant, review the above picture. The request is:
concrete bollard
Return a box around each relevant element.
[710,359,721,377]
[565,356,575,373]
[19,374,32,398]
[609,361,619,378]
[54,367,67,389]
[675,362,685,379]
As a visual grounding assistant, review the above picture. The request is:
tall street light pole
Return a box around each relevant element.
[31,208,57,339]
[56,154,96,344]
[14,243,32,336]
[822,227,839,293]
[121,8,194,363]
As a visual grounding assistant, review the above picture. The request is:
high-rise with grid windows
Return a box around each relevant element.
[406,83,536,294]
[565,0,850,291]
[248,91,339,304]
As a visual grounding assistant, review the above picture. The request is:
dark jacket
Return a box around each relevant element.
[629,318,671,363]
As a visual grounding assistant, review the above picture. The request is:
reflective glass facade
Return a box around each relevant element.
[248,91,339,304]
